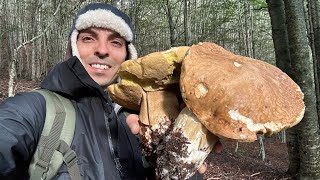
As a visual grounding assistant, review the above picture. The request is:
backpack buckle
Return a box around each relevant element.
[35,159,49,173]
[64,150,77,167]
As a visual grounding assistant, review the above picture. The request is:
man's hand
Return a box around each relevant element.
[126,114,140,135]
[126,114,223,174]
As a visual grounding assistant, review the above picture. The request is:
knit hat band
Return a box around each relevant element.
[75,9,133,42]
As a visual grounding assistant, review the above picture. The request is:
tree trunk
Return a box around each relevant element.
[129,0,137,44]
[266,0,293,77]
[36,12,42,79]
[8,50,17,97]
[0,0,5,71]
[237,1,246,56]
[165,0,176,47]
[305,1,319,123]
[283,0,320,178]
[31,40,36,80]
[286,126,301,176]
[30,0,39,80]
[309,0,320,126]
[183,0,190,46]
[315,0,320,82]
[250,2,256,58]
[244,1,252,57]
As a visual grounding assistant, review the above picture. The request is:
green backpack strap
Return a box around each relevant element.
[29,89,80,180]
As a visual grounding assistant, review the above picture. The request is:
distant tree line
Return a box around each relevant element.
[0,0,275,88]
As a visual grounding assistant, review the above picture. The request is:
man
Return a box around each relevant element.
[0,3,144,179]
[0,3,219,179]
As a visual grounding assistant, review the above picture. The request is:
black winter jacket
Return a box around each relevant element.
[0,57,145,180]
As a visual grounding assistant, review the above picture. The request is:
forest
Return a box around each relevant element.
[0,0,320,179]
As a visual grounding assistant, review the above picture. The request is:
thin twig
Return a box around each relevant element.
[250,171,273,177]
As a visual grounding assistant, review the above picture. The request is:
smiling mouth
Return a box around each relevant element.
[90,64,110,70]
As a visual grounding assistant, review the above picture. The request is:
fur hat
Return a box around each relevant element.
[66,3,137,60]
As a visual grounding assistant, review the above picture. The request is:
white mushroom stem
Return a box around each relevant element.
[156,107,219,180]
[138,91,180,168]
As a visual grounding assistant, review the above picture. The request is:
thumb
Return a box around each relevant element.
[197,162,207,174]
[126,114,140,135]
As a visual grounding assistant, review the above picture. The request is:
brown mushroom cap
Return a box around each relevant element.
[107,46,189,110]
[180,42,305,142]
[108,83,143,111]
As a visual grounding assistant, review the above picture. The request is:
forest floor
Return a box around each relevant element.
[0,75,294,180]
[204,137,293,180]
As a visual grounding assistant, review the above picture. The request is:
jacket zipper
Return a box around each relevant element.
[104,112,124,178]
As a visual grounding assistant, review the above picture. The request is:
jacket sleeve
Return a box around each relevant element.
[0,92,46,178]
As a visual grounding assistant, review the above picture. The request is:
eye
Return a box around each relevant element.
[111,40,124,47]
[83,36,94,42]
[79,34,95,43]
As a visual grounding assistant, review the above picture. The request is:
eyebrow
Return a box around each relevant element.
[109,32,123,40]
[78,28,97,38]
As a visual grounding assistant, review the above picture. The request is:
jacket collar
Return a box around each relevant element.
[40,56,110,101]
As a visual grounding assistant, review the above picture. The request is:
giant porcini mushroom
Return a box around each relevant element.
[107,42,305,179]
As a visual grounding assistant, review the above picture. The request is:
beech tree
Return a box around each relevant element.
[307,0,320,123]
[267,0,320,178]
[284,0,320,178]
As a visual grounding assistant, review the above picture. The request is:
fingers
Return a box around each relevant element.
[126,114,140,135]
[197,162,207,174]
[197,141,222,175]
[213,140,223,153]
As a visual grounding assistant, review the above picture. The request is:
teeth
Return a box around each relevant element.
[91,64,109,70]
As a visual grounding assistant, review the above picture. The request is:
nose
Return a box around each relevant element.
[94,40,109,59]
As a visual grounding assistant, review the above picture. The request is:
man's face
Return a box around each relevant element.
[77,27,127,89]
